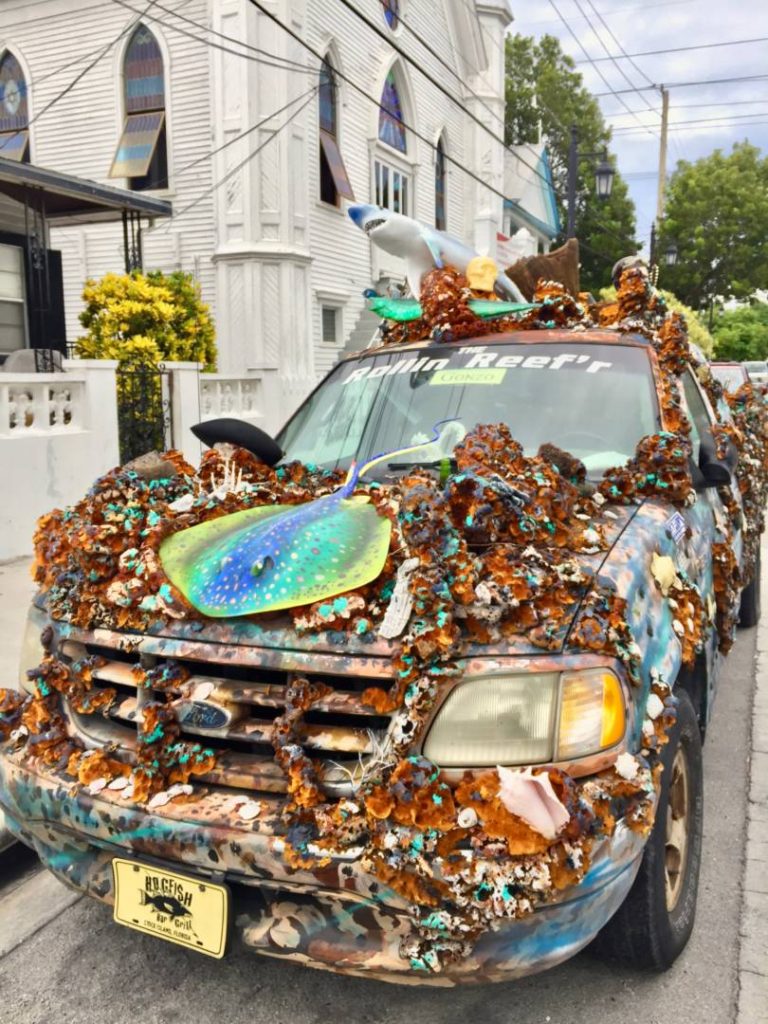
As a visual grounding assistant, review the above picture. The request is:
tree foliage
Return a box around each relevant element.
[659,143,768,310]
[504,33,638,293]
[712,303,768,361]
[76,270,216,371]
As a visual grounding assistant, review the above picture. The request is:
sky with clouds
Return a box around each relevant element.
[509,0,768,258]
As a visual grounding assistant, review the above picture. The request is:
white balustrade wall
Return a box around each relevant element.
[0,360,286,561]
[0,360,120,560]
[199,370,282,433]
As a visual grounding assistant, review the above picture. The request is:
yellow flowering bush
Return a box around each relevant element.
[75,271,216,462]
[75,270,216,370]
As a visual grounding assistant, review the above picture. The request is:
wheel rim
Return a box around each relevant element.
[665,744,691,911]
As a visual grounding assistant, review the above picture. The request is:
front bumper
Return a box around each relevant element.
[0,749,646,985]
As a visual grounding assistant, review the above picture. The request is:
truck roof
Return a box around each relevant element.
[342,328,652,363]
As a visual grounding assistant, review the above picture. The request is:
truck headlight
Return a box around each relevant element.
[423,672,559,767]
[422,667,626,768]
[18,611,46,695]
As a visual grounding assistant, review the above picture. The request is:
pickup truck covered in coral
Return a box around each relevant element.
[0,254,765,984]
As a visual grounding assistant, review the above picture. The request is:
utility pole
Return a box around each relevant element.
[567,125,578,239]
[656,86,669,221]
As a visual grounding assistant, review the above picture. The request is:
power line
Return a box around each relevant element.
[0,0,157,153]
[575,0,660,128]
[615,120,768,136]
[332,0,561,195]
[576,35,768,64]
[125,0,317,74]
[547,0,658,137]
[331,0,638,253]
[584,0,655,88]
[111,0,318,75]
[161,88,319,228]
[171,84,320,179]
[608,98,768,117]
[613,111,768,133]
[595,74,768,95]
[385,9,503,133]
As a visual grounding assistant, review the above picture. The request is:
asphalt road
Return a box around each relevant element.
[0,625,756,1024]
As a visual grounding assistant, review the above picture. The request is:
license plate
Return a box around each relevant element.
[112,858,229,958]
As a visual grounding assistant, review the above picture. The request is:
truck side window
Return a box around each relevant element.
[681,369,714,462]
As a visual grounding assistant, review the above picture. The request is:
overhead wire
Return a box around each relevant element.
[583,0,656,88]
[0,0,158,153]
[158,87,319,229]
[595,74,768,95]
[612,111,768,133]
[110,0,318,75]
[330,0,637,252]
[547,0,659,137]
[576,35,768,63]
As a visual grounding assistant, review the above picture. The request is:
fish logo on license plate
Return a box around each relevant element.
[112,858,229,958]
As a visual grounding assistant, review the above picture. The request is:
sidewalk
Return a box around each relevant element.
[737,532,768,1023]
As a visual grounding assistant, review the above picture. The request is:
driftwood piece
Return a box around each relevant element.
[504,239,580,301]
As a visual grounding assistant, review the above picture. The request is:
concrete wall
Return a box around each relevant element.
[0,360,120,559]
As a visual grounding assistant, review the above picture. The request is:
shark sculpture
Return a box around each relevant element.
[348,203,527,302]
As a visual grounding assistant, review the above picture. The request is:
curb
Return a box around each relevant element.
[736,533,768,1024]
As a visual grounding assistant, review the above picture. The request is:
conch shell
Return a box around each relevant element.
[496,765,570,840]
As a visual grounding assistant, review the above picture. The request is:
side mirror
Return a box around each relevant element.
[696,436,732,489]
[191,418,284,467]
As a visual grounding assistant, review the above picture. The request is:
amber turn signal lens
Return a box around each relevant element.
[556,668,626,761]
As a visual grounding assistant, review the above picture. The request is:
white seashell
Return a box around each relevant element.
[168,493,195,513]
[496,765,570,839]
[237,799,262,821]
[9,726,28,742]
[148,791,171,809]
[457,807,478,829]
[166,783,194,799]
[646,693,665,720]
[614,752,640,780]
[121,781,135,800]
[87,778,108,794]
[108,776,130,791]
[191,681,215,700]
[583,527,600,546]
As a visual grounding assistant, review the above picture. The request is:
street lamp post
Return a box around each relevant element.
[649,221,678,271]
[566,124,615,239]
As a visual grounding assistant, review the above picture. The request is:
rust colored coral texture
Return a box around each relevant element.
[1,263,765,972]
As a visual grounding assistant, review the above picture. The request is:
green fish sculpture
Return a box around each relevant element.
[161,429,453,618]
[367,295,535,322]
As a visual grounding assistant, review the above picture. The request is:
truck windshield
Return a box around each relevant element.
[278,342,659,479]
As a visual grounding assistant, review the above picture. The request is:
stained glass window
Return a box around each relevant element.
[319,55,354,205]
[0,51,30,163]
[124,25,164,113]
[378,71,406,153]
[382,0,400,30]
[435,137,446,230]
[319,59,336,136]
[110,25,168,189]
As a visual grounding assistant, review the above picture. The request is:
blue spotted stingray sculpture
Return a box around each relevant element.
[160,424,457,618]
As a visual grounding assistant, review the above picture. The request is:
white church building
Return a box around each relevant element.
[0,0,557,421]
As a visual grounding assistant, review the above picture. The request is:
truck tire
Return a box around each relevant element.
[591,690,703,970]
[739,548,761,628]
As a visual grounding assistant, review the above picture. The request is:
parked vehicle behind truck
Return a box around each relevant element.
[1,264,764,984]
